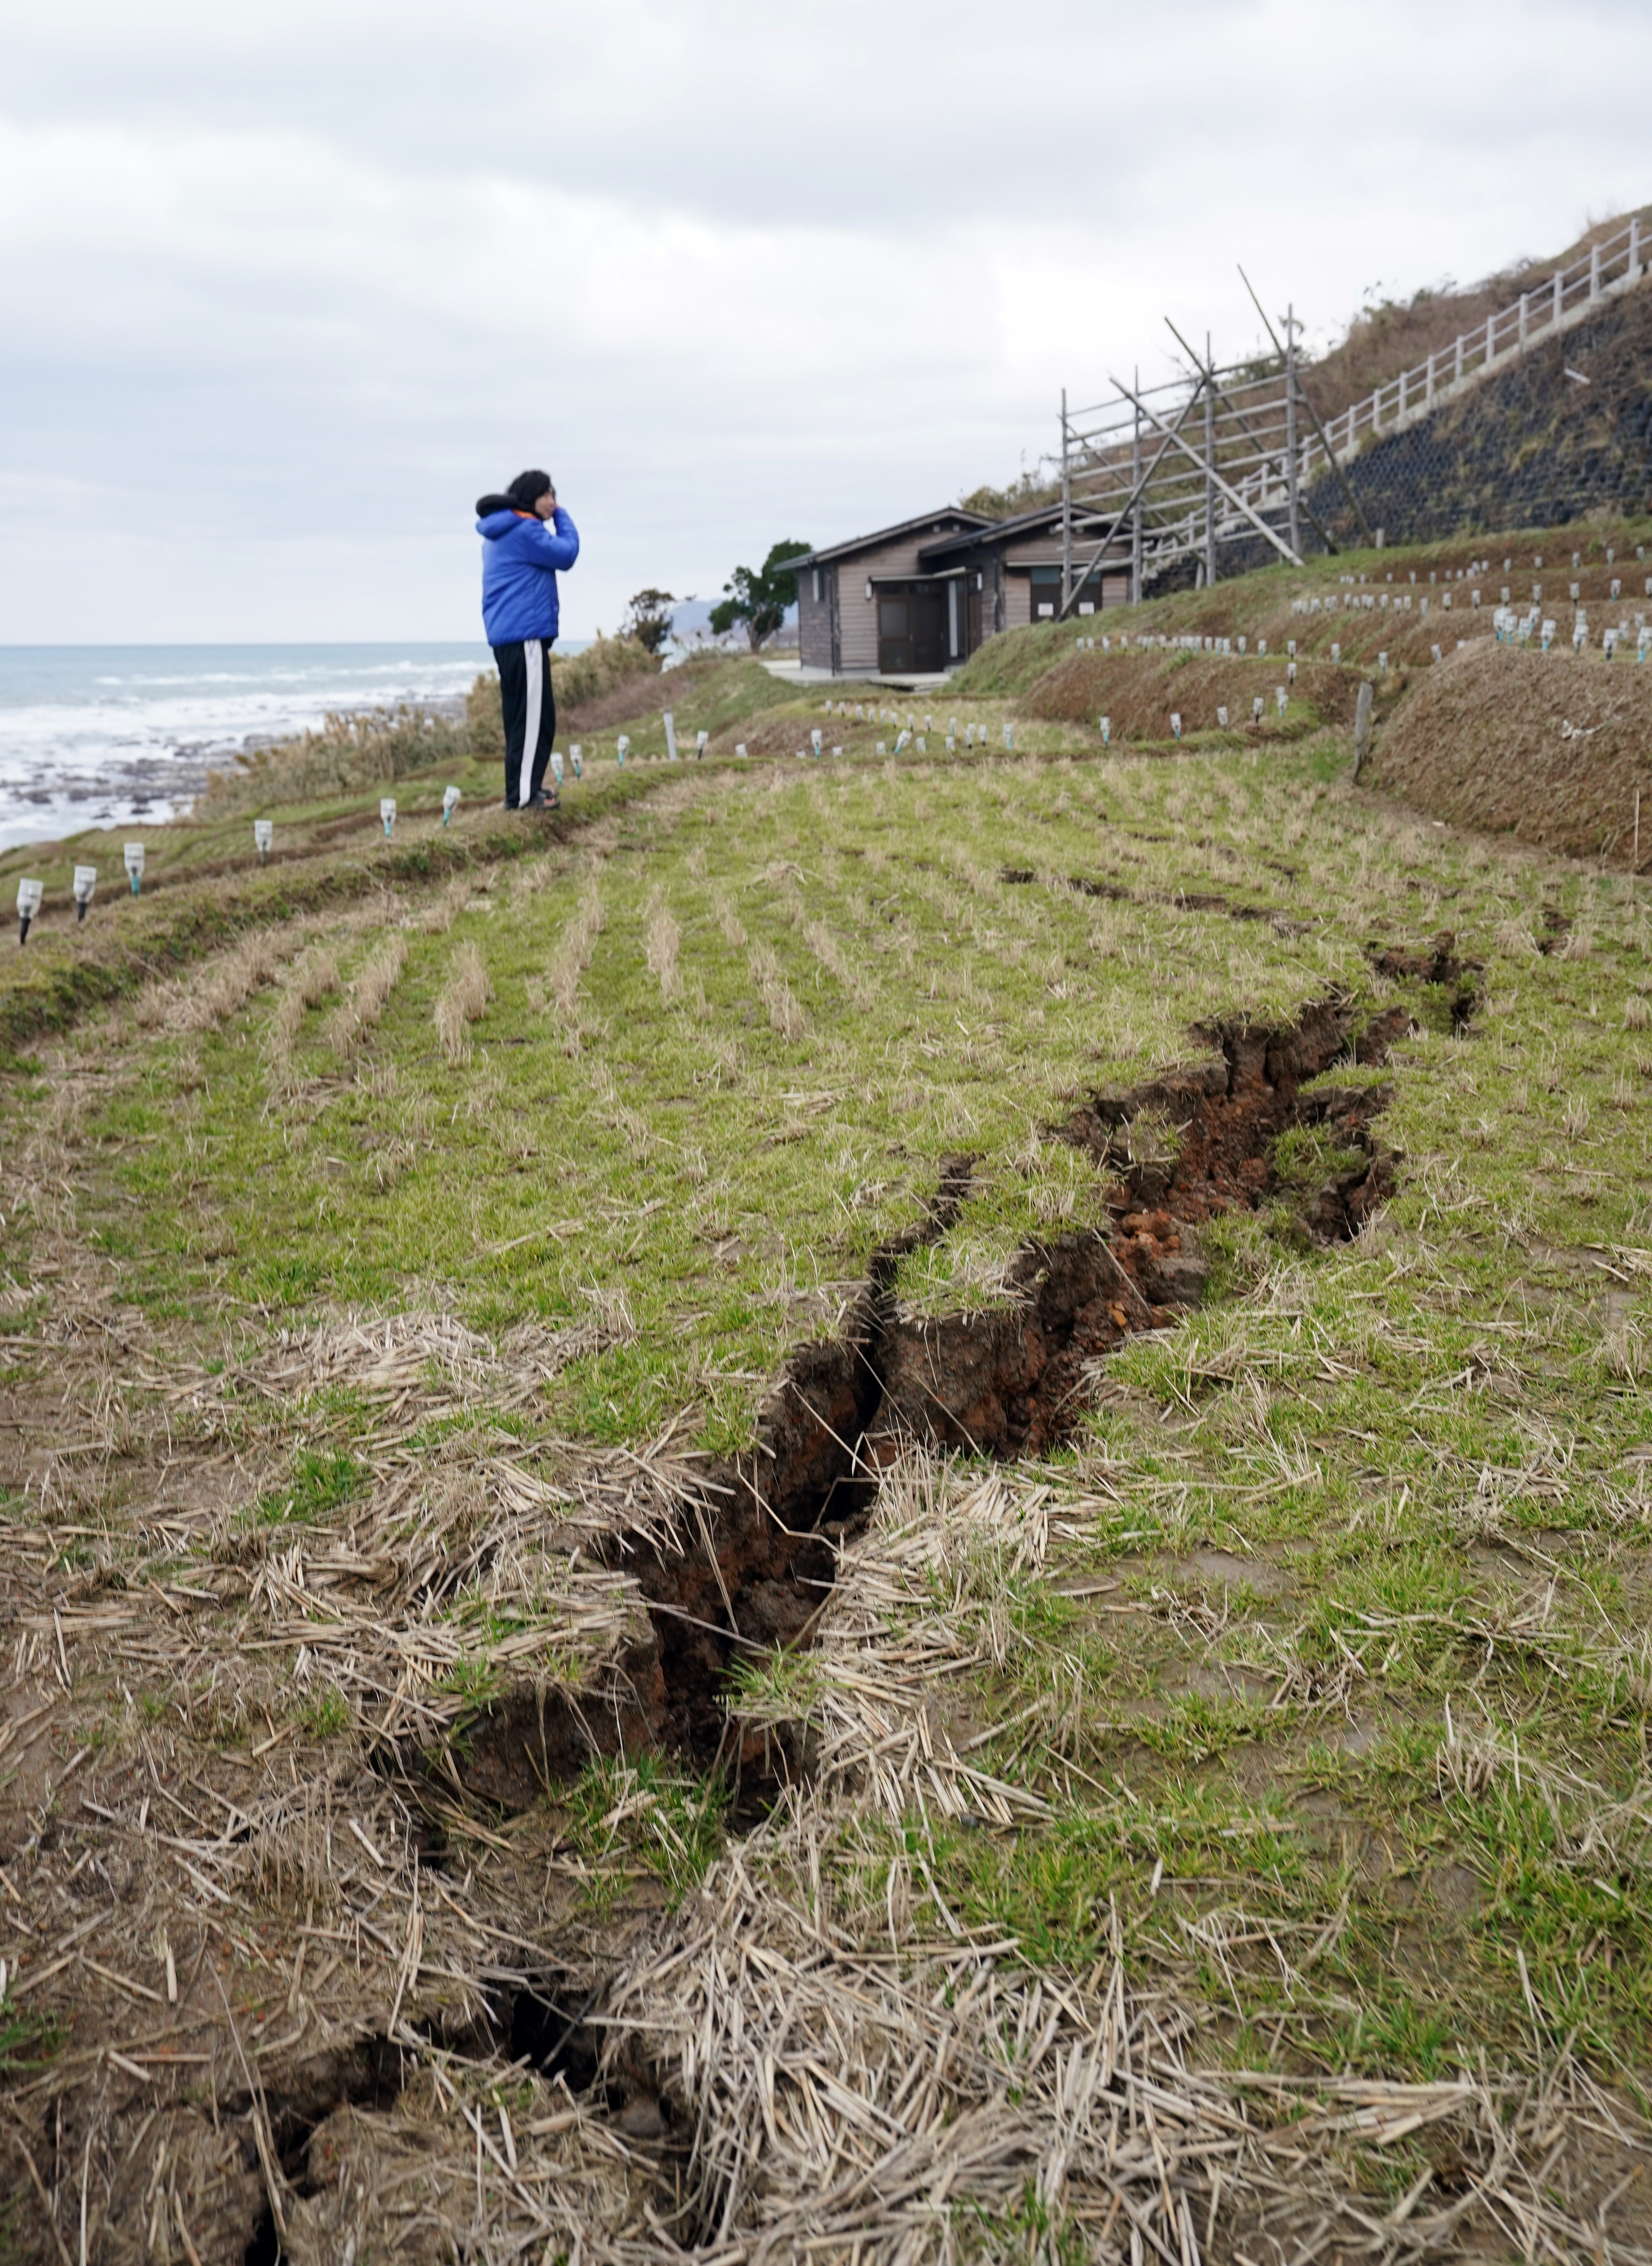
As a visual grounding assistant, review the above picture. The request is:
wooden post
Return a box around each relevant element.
[1204,339,1216,589]
[1060,387,1072,612]
[1131,370,1143,607]
[1286,305,1301,560]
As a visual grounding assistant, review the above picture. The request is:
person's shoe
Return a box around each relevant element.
[525,788,559,811]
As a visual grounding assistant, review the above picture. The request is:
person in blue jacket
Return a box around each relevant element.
[474,470,580,810]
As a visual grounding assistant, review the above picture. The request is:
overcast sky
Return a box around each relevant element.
[2,0,1647,644]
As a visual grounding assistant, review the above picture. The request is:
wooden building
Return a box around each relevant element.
[790,504,1131,678]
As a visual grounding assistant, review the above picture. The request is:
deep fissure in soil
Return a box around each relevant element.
[454,985,1428,1805]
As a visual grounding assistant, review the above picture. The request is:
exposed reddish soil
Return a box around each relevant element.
[460,993,1415,1805]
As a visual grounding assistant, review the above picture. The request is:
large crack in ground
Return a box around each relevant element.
[453,986,1418,1818]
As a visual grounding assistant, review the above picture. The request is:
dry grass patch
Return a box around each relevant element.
[644,886,682,1003]
[749,942,807,1041]
[327,933,408,1061]
[434,939,492,1065]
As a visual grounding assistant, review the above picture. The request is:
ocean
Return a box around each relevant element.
[0,643,500,853]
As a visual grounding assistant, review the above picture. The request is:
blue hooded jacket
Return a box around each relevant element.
[477,506,580,645]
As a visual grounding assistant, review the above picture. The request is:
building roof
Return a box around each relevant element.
[917,502,1065,564]
[786,508,993,572]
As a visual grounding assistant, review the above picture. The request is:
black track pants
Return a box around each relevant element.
[493,637,556,806]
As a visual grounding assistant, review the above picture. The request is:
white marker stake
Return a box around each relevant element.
[944,735,955,753]
[1275,686,1287,716]
[810,729,822,757]
[1378,651,1388,673]
[1431,644,1443,663]
[916,735,927,752]
[1237,636,1247,655]
[831,746,842,759]
[125,842,146,895]
[16,878,42,945]
[876,740,887,755]
[73,865,97,922]
[552,750,564,783]
[1170,712,1182,740]
[1003,724,1013,751]
[617,734,629,769]
[1287,661,1297,684]
[1253,696,1265,720]
[571,744,583,778]
[255,818,275,859]
[735,742,748,759]
[663,710,678,763]
[894,730,910,755]
[1330,643,1341,662]
[1099,717,1111,746]
[1217,706,1229,729]
[697,730,710,760]
[441,787,460,827]
[380,797,396,837]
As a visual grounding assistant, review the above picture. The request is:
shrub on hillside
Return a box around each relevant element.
[198,705,467,816]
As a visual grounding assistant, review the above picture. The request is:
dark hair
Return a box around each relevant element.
[474,470,555,517]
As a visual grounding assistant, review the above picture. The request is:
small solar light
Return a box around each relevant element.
[125,842,146,894]
[1287,639,1296,657]
[1257,637,1267,656]
[552,749,564,783]
[1099,716,1111,746]
[1237,636,1247,655]
[1003,723,1013,751]
[442,786,460,827]
[811,729,822,756]
[1542,619,1556,650]
[16,878,42,945]
[1253,695,1265,719]
[617,734,629,768]
[73,864,97,922]
[1287,660,1297,684]
[255,818,274,859]
[379,796,396,837]
[894,730,910,755]
[571,744,583,778]
[1377,652,1389,673]
[1170,712,1182,740]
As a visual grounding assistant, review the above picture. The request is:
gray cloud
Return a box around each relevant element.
[1,0,1647,639]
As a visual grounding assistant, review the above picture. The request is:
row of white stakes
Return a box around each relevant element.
[14,783,477,945]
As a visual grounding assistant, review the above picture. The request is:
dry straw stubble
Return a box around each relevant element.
[434,940,492,1065]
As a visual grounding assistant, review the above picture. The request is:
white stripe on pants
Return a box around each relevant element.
[520,639,543,806]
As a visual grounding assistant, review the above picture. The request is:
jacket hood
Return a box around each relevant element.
[476,509,521,540]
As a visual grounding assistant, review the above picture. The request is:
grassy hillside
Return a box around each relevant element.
[2,534,1651,2260]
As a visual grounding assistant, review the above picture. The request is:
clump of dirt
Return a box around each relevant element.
[1368,640,1652,866]
[458,1000,1407,1802]
[1019,649,1363,741]
[1367,927,1483,1029]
